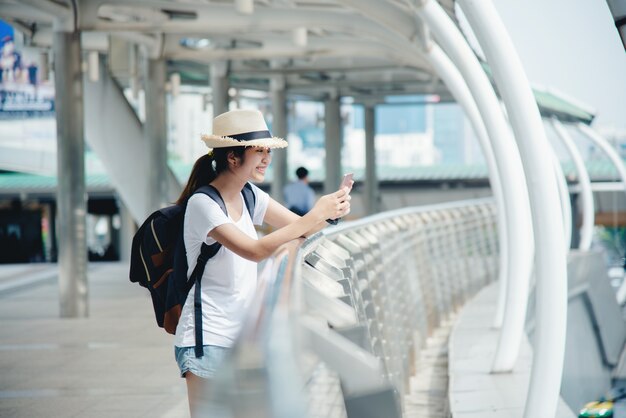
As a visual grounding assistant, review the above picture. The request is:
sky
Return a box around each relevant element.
[459,0,626,132]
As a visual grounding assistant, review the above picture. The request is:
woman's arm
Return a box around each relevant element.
[209,188,350,262]
[265,179,354,236]
[263,198,326,237]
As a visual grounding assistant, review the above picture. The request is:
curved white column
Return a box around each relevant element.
[423,44,509,329]
[551,152,573,250]
[578,123,626,196]
[551,118,594,251]
[416,0,534,374]
[334,0,514,331]
[458,2,567,416]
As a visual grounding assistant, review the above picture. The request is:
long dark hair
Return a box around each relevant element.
[176,146,247,205]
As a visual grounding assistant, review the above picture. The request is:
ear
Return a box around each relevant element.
[227,151,239,166]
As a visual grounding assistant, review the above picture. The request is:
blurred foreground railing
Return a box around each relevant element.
[207,198,499,418]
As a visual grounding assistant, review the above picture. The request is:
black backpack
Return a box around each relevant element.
[129,183,256,358]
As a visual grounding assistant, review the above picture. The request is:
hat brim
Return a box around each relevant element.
[201,134,288,150]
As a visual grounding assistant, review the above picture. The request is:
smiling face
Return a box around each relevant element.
[236,147,272,182]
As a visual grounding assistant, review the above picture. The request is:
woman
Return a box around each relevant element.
[173,109,352,416]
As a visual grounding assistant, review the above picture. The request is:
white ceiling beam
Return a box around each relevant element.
[287,76,439,90]
[20,0,71,20]
[0,3,57,22]
[29,29,160,53]
[164,35,412,64]
[81,3,407,45]
[232,64,423,77]
[166,41,404,64]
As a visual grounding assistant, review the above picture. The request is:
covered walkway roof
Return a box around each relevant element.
[0,0,600,209]
[1,0,458,102]
[0,0,597,123]
[1,0,597,136]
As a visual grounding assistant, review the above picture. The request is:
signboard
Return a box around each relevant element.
[0,20,54,118]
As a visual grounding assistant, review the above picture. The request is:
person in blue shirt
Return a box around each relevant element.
[283,166,316,216]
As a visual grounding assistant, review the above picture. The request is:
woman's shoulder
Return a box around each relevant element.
[186,192,223,214]
[184,192,230,233]
[188,191,215,205]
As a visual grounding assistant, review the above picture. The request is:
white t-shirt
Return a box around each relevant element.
[174,184,269,348]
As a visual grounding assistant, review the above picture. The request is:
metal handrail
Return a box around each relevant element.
[207,198,499,417]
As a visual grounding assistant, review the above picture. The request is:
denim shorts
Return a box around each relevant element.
[174,345,230,379]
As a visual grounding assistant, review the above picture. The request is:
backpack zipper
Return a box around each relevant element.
[150,219,163,252]
[139,246,151,282]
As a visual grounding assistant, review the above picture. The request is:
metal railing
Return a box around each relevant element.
[207,198,499,417]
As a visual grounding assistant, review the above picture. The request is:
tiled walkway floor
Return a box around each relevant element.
[0,262,189,418]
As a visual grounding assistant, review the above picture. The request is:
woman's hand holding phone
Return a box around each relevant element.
[326,173,354,224]
[311,187,350,224]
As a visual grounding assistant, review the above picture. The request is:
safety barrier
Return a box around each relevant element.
[207,198,499,417]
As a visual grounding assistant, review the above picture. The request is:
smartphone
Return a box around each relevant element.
[340,173,354,189]
[327,173,354,225]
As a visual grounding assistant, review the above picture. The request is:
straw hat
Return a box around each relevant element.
[201,109,288,150]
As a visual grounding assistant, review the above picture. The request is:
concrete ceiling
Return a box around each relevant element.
[0,0,461,102]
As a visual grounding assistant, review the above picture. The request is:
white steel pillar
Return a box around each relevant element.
[551,152,573,250]
[364,103,379,215]
[578,123,626,196]
[335,0,519,335]
[550,118,594,251]
[117,198,135,262]
[211,61,229,116]
[458,1,568,416]
[417,0,534,375]
[144,58,169,211]
[324,93,342,194]
[54,28,89,318]
[423,43,509,329]
[270,75,288,203]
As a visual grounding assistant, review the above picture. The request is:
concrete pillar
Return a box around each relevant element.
[270,76,288,203]
[39,51,50,82]
[54,30,88,318]
[324,94,342,194]
[364,104,379,215]
[211,62,229,116]
[144,58,168,211]
[118,198,135,262]
[129,44,140,100]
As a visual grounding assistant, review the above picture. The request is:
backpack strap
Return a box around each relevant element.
[189,242,220,357]
[241,182,256,220]
[186,183,256,358]
[195,183,256,219]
